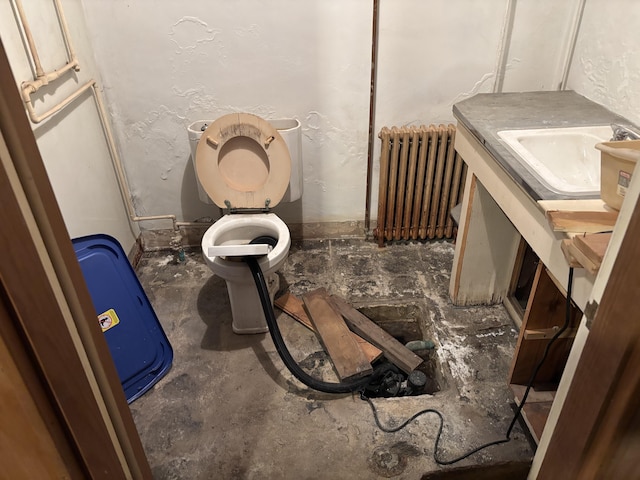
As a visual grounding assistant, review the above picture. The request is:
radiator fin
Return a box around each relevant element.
[375,124,467,246]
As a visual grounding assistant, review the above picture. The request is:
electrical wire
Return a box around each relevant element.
[362,267,575,465]
[247,247,575,466]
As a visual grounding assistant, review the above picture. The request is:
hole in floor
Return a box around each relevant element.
[357,303,444,398]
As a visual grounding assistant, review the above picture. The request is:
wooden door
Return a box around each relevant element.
[0,40,151,478]
[537,177,640,478]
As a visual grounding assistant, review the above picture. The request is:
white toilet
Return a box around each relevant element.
[190,113,302,334]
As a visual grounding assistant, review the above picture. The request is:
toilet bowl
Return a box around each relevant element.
[192,113,302,334]
[201,213,291,333]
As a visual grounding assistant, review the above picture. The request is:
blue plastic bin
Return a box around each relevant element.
[73,234,173,403]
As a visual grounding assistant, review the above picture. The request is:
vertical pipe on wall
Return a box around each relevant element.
[492,0,517,93]
[559,0,587,90]
[52,0,77,62]
[364,0,380,233]
[11,0,46,78]
[11,0,204,250]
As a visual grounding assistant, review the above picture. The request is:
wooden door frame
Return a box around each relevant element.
[0,40,151,478]
[537,187,640,477]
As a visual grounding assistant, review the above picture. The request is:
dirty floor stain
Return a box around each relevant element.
[131,239,533,479]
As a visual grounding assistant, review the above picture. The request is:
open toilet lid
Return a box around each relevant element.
[195,113,291,209]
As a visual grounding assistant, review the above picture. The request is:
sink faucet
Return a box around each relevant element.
[611,123,640,141]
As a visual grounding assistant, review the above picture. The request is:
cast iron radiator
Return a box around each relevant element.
[375,124,467,247]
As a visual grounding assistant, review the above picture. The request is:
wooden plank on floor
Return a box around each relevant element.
[275,292,314,329]
[329,295,424,374]
[274,292,383,363]
[302,289,373,381]
[545,210,618,233]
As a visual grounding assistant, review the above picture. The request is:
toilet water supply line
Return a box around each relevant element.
[12,0,203,256]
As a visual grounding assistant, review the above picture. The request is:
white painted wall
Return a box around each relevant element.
[0,0,137,252]
[370,0,580,217]
[566,0,640,127]
[82,0,580,228]
[3,0,639,239]
[81,1,373,227]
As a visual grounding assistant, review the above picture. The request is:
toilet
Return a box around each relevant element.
[190,113,302,334]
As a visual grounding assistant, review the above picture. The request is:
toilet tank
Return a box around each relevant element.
[187,121,215,204]
[187,118,303,204]
[270,119,303,203]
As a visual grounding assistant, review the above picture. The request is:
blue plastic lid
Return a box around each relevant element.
[73,234,173,403]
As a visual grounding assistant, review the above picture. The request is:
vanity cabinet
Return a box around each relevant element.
[450,123,595,311]
[449,119,599,444]
[507,257,583,442]
[447,91,634,445]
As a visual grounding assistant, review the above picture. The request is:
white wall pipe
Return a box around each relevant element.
[13,0,208,243]
[13,0,82,122]
[559,0,587,90]
[52,0,77,62]
[89,82,179,231]
[13,0,80,80]
[12,0,45,78]
[492,0,517,94]
[21,67,84,123]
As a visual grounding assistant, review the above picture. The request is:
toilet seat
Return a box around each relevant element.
[195,113,292,209]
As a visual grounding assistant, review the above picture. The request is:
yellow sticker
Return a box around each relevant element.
[98,309,120,332]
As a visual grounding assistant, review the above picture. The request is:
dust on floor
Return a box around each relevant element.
[131,239,533,479]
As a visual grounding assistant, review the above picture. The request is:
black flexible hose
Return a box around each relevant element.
[246,252,575,465]
[244,255,391,394]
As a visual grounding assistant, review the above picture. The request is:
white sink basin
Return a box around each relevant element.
[497,125,612,194]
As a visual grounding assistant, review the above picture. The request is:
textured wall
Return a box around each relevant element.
[4,0,638,236]
[86,0,583,227]
[82,1,373,226]
[0,0,137,251]
[566,0,640,126]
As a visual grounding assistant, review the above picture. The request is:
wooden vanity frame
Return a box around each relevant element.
[450,123,597,311]
[449,122,599,445]
[451,119,640,477]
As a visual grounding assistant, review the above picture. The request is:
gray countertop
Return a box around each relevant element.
[453,91,636,201]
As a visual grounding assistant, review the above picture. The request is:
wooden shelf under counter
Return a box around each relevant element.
[508,262,582,444]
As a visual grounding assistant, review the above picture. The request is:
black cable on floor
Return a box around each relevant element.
[362,267,575,466]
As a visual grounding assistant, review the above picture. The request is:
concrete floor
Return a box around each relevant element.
[131,238,533,479]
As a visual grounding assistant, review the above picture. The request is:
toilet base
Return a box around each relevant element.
[226,272,280,334]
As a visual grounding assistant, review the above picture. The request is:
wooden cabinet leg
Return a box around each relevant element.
[450,173,521,305]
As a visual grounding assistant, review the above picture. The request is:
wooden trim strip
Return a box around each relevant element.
[538,176,640,478]
[0,44,151,478]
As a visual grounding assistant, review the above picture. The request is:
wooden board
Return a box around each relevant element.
[560,239,582,268]
[329,295,423,374]
[538,198,610,213]
[573,232,611,266]
[562,239,599,275]
[510,384,554,444]
[508,265,582,385]
[545,210,618,233]
[301,289,373,381]
[274,292,383,363]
